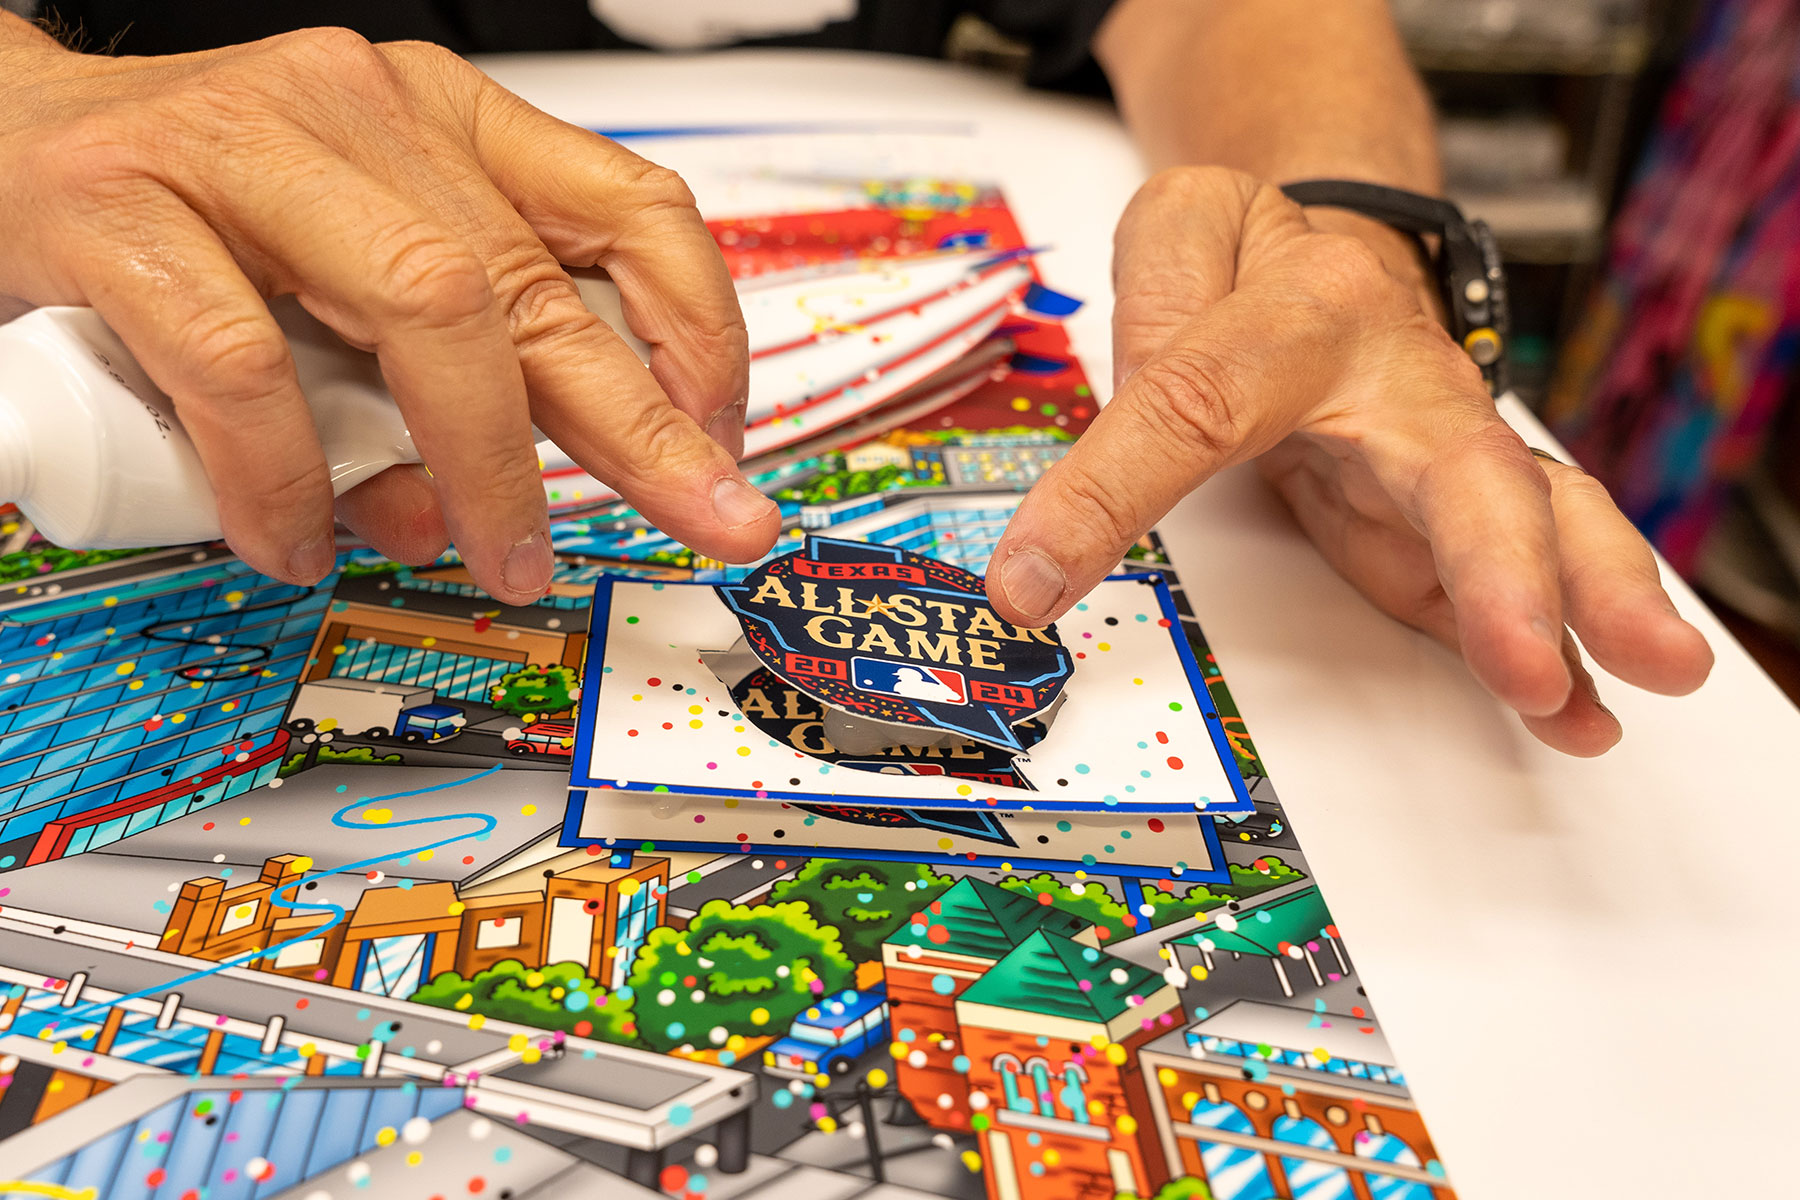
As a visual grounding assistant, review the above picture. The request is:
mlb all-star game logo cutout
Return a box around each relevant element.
[718,537,1072,753]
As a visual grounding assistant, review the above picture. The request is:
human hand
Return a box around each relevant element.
[0,19,778,602]
[986,166,1713,755]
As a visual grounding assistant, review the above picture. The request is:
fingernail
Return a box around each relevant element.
[287,534,334,584]
[999,547,1068,624]
[712,476,776,528]
[1530,616,1561,649]
[501,532,554,600]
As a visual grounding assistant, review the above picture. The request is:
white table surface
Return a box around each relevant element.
[479,50,1800,1200]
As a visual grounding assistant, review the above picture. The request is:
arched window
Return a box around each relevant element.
[1059,1061,1091,1124]
[992,1054,1033,1115]
[1188,1099,1277,1200]
[1272,1115,1352,1200]
[1024,1057,1056,1118]
[1356,1131,1432,1200]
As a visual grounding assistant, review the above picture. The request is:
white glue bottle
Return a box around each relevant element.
[0,272,640,549]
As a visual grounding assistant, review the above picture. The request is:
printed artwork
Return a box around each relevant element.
[0,169,1456,1200]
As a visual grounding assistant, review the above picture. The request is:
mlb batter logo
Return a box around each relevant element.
[852,656,969,706]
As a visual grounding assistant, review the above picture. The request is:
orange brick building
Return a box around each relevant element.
[161,852,668,999]
[881,878,1090,1132]
[954,930,1181,1200]
[1136,1000,1458,1200]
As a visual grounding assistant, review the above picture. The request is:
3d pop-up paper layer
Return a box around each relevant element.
[568,539,1254,816]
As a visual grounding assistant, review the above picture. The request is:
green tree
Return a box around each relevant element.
[1228,855,1303,893]
[411,959,639,1043]
[489,664,580,718]
[998,873,1135,942]
[627,899,856,1053]
[770,858,954,962]
[1118,1178,1212,1200]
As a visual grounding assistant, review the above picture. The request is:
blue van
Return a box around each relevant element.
[762,986,891,1079]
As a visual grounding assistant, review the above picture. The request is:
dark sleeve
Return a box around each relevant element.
[969,0,1120,91]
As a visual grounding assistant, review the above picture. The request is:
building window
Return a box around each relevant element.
[993,1054,1033,1114]
[1059,1062,1091,1124]
[474,916,523,950]
[1273,1115,1352,1200]
[611,881,658,990]
[1357,1131,1432,1200]
[1188,1099,1277,1200]
[272,938,325,970]
[218,899,260,935]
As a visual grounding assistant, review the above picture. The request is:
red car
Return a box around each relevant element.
[505,720,576,758]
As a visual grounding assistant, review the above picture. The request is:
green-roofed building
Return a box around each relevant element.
[882,876,1093,968]
[953,930,1181,1200]
[1166,885,1345,1000]
[956,930,1171,1041]
[879,876,1096,1135]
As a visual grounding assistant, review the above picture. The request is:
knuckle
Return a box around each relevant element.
[617,401,709,476]
[28,115,142,195]
[617,158,699,216]
[1051,464,1145,555]
[1130,164,1248,214]
[251,455,333,517]
[177,312,294,399]
[506,270,596,348]
[371,225,495,325]
[274,26,385,76]
[1128,345,1248,460]
[1300,232,1395,310]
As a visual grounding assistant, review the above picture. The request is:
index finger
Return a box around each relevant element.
[470,85,749,456]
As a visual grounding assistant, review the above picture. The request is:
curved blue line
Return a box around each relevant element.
[54,766,503,1026]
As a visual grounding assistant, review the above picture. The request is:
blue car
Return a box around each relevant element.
[763,986,890,1079]
[396,703,465,742]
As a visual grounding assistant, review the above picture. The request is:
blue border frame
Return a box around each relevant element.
[557,786,1232,884]
[567,571,1255,816]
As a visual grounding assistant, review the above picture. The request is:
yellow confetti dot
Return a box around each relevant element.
[446,900,464,916]
[955,784,972,796]
[521,804,537,816]
[1010,397,1031,412]
[1158,1068,1177,1087]
[468,1014,486,1030]
[817,1116,837,1133]
[867,1068,888,1088]
[1097,642,1111,652]
[1117,1114,1138,1135]
[292,856,314,872]
[889,1042,910,1060]
[736,746,751,757]
[936,837,954,851]
[619,878,640,896]
[521,1046,542,1064]
[751,1007,770,1026]
[417,849,435,862]
[690,719,703,729]
[299,1042,318,1057]
[363,807,393,824]
[421,636,436,647]
[102,595,118,608]
[170,712,186,724]
[406,1151,423,1167]
[961,1150,984,1172]
[114,662,135,677]
[454,994,473,1010]
[1043,1149,1061,1166]
[1132,677,1144,685]
[1105,1042,1128,1066]
[224,591,245,603]
[375,1126,397,1146]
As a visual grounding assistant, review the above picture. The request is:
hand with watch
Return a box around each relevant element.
[985,168,1715,756]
